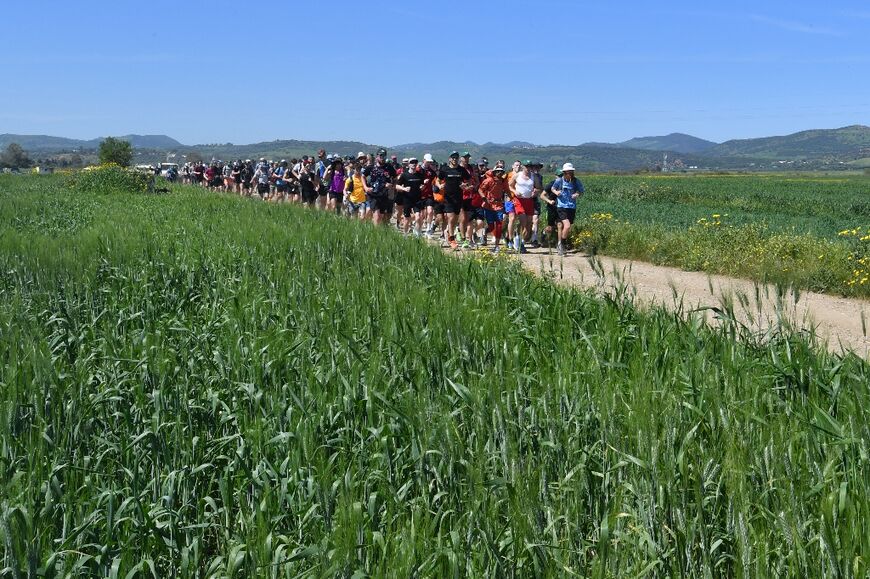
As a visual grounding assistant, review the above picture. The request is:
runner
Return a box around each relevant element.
[438,151,471,250]
[458,152,480,248]
[529,162,544,247]
[479,165,509,252]
[362,148,397,226]
[395,157,426,236]
[508,160,536,253]
[231,161,242,194]
[540,168,563,246]
[421,153,439,236]
[345,161,367,219]
[505,160,521,249]
[547,162,584,256]
[323,157,346,214]
[298,157,319,206]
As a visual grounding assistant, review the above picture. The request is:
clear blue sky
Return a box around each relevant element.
[2,0,868,147]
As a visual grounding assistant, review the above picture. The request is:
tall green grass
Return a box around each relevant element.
[1,175,868,577]
[562,174,870,296]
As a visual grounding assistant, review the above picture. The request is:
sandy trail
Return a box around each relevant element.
[496,245,870,358]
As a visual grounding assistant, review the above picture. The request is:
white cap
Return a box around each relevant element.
[357,151,366,159]
[561,162,576,172]
[423,153,434,162]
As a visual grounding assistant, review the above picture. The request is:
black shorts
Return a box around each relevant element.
[328,191,343,201]
[444,194,462,214]
[394,192,405,206]
[431,201,446,215]
[403,196,424,217]
[557,208,576,223]
[301,188,317,203]
[461,198,476,213]
[276,183,288,193]
[547,204,558,227]
[533,197,541,216]
[257,183,269,195]
[469,207,486,221]
[369,195,392,214]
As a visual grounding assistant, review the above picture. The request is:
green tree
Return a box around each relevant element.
[0,143,32,169]
[98,137,133,167]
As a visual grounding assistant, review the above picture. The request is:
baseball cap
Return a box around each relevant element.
[449,151,460,158]
[522,159,532,166]
[357,151,366,159]
[408,157,418,163]
[461,151,471,158]
[477,158,488,165]
[423,153,434,162]
[377,148,387,156]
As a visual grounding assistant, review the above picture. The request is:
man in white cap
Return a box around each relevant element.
[545,162,584,256]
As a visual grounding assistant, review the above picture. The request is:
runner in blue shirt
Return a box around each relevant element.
[544,163,584,256]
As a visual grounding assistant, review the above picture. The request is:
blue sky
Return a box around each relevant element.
[2,0,868,147]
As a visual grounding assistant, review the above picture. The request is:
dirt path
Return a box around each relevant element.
[504,246,870,358]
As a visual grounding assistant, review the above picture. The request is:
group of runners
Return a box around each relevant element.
[181,148,584,255]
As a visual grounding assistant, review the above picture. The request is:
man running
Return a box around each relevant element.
[508,160,536,253]
[438,151,471,250]
[395,157,426,236]
[546,162,584,256]
[479,165,509,252]
[362,148,397,225]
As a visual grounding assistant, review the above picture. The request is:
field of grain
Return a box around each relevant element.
[1,173,868,577]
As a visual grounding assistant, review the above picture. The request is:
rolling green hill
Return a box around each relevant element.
[708,125,870,159]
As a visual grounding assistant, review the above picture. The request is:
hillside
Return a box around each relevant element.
[708,125,870,159]
[6,125,870,171]
[617,133,718,154]
[0,133,182,152]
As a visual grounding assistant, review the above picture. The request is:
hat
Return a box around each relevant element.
[377,148,387,156]
[423,153,434,162]
[461,151,471,158]
[449,151,460,158]
[492,166,505,173]
[408,157,418,163]
[357,151,366,159]
[477,158,488,165]
[556,169,563,177]
[522,159,532,166]
[561,162,576,172]
[401,158,409,163]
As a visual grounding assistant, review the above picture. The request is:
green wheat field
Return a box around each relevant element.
[1,172,868,577]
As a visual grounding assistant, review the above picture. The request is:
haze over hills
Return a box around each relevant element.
[0,134,183,151]
[5,126,869,171]
[707,125,870,159]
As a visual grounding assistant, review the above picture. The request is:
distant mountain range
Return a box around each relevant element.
[4,125,869,171]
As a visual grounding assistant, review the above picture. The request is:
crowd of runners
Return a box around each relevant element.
[180,148,584,255]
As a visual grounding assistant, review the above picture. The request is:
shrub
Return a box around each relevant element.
[68,164,154,194]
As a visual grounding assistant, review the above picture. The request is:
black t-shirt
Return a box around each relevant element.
[363,163,397,197]
[398,168,425,197]
[437,164,470,198]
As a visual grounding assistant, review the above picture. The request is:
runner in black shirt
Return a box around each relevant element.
[437,151,471,249]
[362,149,397,226]
[396,157,426,236]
